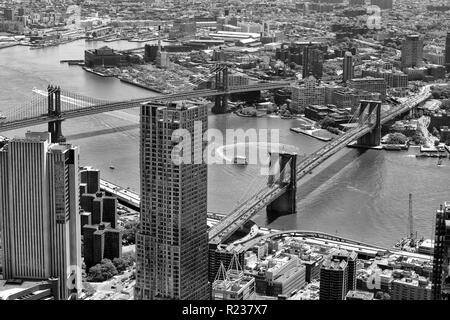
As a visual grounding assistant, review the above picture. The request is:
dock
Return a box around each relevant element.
[82,67,114,77]
[118,77,164,93]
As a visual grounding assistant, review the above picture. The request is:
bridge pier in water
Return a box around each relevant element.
[266,152,298,221]
[356,100,382,148]
[211,64,229,114]
[47,85,66,143]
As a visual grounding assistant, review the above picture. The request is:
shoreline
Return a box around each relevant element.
[290,127,333,142]
[118,77,164,94]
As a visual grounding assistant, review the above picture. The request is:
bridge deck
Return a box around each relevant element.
[0,82,291,131]
[208,86,432,244]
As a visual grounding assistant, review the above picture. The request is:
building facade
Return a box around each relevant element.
[349,77,387,97]
[303,45,324,79]
[319,258,348,300]
[290,76,326,113]
[446,33,450,71]
[392,278,432,300]
[401,35,424,70]
[343,51,354,83]
[0,132,82,300]
[135,101,209,300]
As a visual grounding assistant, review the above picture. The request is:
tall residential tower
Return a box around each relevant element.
[134,101,209,300]
[343,51,354,83]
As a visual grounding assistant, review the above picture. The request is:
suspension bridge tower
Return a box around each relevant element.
[356,100,382,147]
[211,63,230,114]
[266,152,298,220]
[47,85,66,143]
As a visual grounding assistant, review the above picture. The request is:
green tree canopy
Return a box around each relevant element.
[318,116,337,129]
[87,259,118,282]
[386,132,408,145]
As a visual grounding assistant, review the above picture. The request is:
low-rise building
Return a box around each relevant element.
[391,277,432,300]
[84,46,128,68]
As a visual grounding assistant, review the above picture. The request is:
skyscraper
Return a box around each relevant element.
[343,51,354,83]
[303,45,324,79]
[135,101,209,300]
[445,32,450,72]
[319,258,348,300]
[432,202,450,300]
[0,132,81,299]
[401,35,424,69]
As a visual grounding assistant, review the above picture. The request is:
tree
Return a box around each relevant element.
[112,257,129,273]
[87,259,118,282]
[266,104,276,114]
[441,99,450,110]
[122,220,139,245]
[318,116,336,129]
[386,132,408,145]
[432,127,440,138]
[411,130,426,145]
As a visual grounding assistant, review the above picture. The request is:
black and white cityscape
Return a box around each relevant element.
[0,0,450,305]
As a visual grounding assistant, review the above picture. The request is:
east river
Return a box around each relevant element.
[0,40,449,247]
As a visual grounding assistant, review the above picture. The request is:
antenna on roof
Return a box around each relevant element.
[227,253,244,281]
[213,261,231,290]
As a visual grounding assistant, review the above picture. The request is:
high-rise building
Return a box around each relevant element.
[331,249,357,292]
[432,202,450,300]
[445,32,450,71]
[135,101,209,300]
[319,258,348,300]
[80,166,100,194]
[343,51,354,83]
[83,222,122,271]
[401,35,424,69]
[303,45,324,79]
[0,132,82,300]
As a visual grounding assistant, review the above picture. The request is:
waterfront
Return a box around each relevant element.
[0,40,449,248]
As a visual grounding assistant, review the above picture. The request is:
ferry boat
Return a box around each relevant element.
[233,156,248,165]
[0,114,6,120]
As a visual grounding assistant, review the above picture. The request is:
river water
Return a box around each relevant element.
[0,40,449,247]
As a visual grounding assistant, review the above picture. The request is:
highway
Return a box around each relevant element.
[99,179,227,221]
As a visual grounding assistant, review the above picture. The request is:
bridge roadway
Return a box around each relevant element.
[99,179,227,221]
[208,86,432,245]
[236,229,433,261]
[0,82,290,132]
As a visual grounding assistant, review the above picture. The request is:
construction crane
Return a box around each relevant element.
[408,193,417,242]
